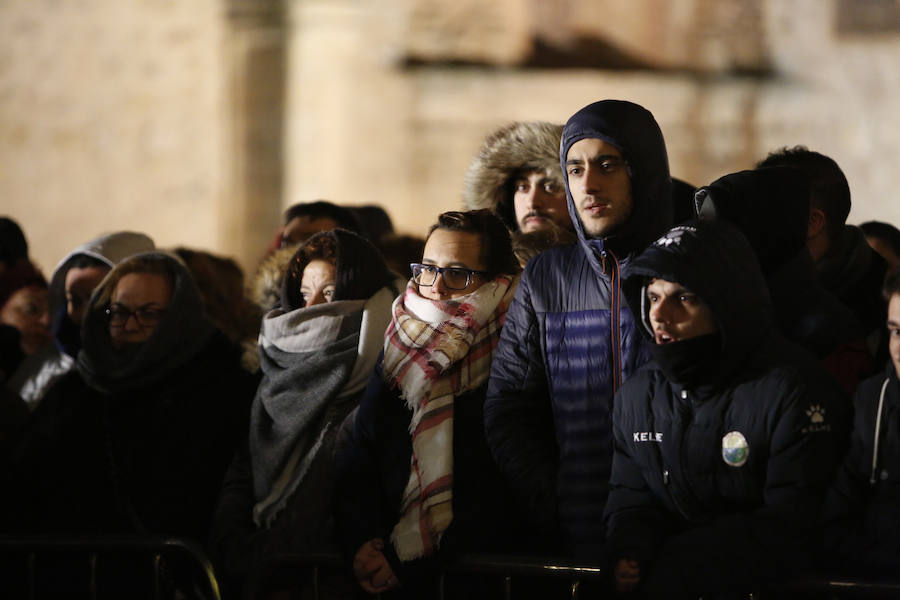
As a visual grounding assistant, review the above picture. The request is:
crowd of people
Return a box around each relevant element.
[1,97,900,599]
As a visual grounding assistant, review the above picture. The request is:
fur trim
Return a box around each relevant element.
[462,121,564,229]
[250,244,300,313]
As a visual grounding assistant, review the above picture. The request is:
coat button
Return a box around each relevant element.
[882,470,889,481]
[681,390,688,399]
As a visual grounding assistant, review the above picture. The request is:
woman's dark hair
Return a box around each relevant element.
[884,266,900,302]
[281,229,394,310]
[426,210,519,278]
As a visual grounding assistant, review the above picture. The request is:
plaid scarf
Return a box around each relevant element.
[382,274,518,561]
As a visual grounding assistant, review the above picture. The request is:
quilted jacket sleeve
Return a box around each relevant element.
[484,269,561,539]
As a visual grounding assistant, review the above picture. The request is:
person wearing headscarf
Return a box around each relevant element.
[7,231,154,410]
[3,251,255,544]
[335,210,521,599]
[210,229,402,598]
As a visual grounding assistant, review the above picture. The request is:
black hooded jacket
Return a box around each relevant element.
[696,168,872,396]
[823,362,900,576]
[605,221,849,596]
[484,100,672,557]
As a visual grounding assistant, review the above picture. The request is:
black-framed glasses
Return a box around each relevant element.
[410,263,487,291]
[105,304,168,328]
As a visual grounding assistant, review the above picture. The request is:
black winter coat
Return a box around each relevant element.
[335,361,514,594]
[823,363,900,576]
[605,221,850,597]
[4,330,255,541]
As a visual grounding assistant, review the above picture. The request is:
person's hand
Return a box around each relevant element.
[352,538,400,594]
[613,558,640,592]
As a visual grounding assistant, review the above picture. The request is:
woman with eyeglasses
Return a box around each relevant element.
[210,229,402,598]
[335,210,521,599]
[4,252,256,553]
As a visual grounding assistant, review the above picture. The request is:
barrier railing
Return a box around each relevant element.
[5,538,900,600]
[0,535,221,600]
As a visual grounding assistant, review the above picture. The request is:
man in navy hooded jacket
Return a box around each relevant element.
[484,100,673,558]
[606,221,848,597]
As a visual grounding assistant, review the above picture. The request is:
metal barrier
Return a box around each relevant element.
[245,552,900,600]
[0,535,221,600]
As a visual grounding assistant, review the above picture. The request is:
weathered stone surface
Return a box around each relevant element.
[2,0,898,276]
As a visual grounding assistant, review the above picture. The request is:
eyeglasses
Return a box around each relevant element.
[105,304,168,328]
[410,263,487,291]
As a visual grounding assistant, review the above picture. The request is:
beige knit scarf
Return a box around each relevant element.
[381,274,518,561]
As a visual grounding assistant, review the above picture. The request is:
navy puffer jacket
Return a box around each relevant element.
[484,100,672,558]
[605,221,849,596]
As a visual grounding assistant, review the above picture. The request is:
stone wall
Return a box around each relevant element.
[0,0,227,274]
[2,0,898,276]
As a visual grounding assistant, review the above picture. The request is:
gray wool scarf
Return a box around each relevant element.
[250,285,396,527]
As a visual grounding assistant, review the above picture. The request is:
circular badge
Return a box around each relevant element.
[722,431,749,467]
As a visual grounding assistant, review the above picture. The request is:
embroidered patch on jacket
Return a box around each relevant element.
[722,431,749,467]
[801,404,832,433]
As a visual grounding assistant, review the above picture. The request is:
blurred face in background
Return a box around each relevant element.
[282,216,339,247]
[0,285,51,355]
[889,293,900,378]
[107,272,172,348]
[65,266,109,324]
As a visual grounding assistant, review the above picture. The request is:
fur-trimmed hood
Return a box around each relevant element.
[462,121,564,231]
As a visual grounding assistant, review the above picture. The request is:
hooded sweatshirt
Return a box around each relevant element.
[485,100,672,557]
[7,232,154,408]
[695,168,871,396]
[605,221,849,597]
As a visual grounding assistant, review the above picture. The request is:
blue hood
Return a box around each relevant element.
[560,99,673,260]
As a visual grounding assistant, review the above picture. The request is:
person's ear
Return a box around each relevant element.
[807,208,827,239]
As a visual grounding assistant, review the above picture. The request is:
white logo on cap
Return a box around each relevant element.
[654,226,697,248]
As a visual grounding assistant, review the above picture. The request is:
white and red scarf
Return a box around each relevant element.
[381,274,518,561]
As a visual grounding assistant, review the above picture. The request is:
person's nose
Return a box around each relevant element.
[122,312,142,332]
[307,289,327,306]
[523,186,541,210]
[430,272,449,296]
[649,297,673,325]
[37,309,51,329]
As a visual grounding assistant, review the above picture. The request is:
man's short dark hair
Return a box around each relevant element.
[756,146,850,242]
[283,201,360,233]
[883,266,900,302]
[861,221,900,260]
[427,210,520,279]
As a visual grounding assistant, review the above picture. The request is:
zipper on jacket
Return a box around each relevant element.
[606,250,623,394]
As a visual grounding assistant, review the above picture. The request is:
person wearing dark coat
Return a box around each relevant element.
[3,251,255,542]
[757,146,888,365]
[694,167,873,397]
[484,99,673,559]
[210,230,401,598]
[823,268,900,577]
[335,210,520,598]
[605,220,849,598]
[7,231,155,410]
